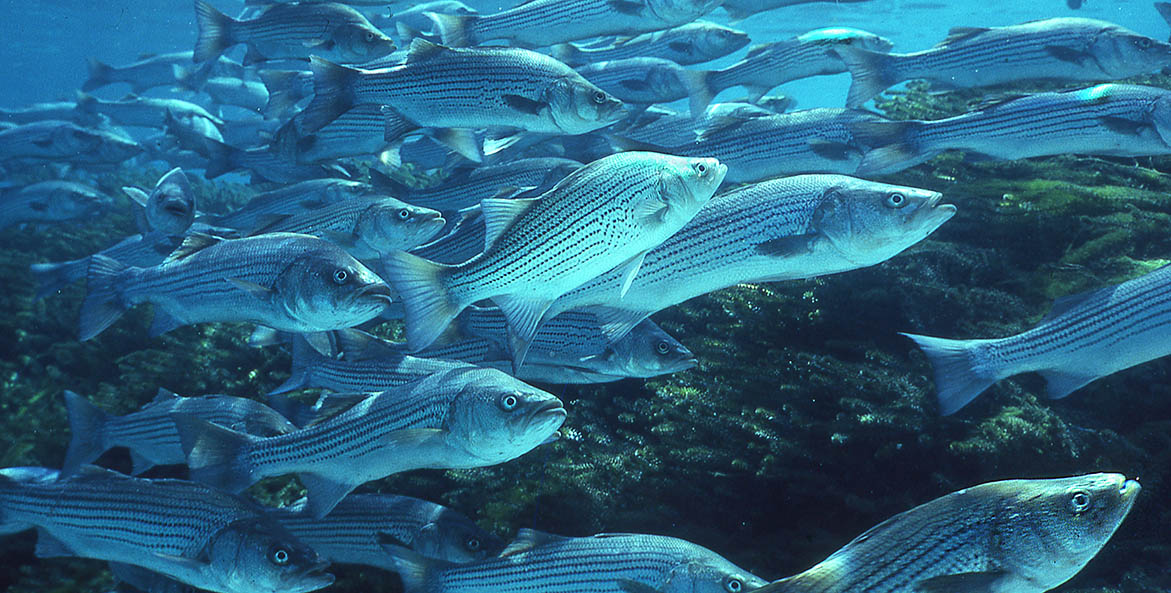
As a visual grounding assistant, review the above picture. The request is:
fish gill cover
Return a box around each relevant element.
[0,0,1168,593]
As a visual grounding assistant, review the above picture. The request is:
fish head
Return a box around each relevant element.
[798,27,894,53]
[332,23,397,63]
[275,243,392,330]
[1092,27,1171,77]
[146,167,196,235]
[356,198,446,253]
[445,367,566,464]
[204,517,334,593]
[607,320,697,378]
[649,155,726,228]
[547,75,626,135]
[810,179,954,267]
[993,474,1140,590]
[413,512,506,563]
[97,129,144,162]
[1150,92,1171,148]
[648,0,723,21]
[46,183,114,220]
[696,25,750,58]
[663,559,768,593]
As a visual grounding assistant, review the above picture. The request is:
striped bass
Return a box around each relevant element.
[0,466,333,593]
[903,263,1171,415]
[721,0,873,21]
[273,493,504,567]
[78,232,392,341]
[82,52,245,94]
[837,17,1171,108]
[552,21,749,67]
[576,57,713,118]
[753,474,1140,593]
[299,39,625,141]
[0,120,142,164]
[0,181,113,231]
[202,179,375,231]
[545,175,954,341]
[855,84,1171,175]
[62,389,298,477]
[384,151,726,364]
[121,167,197,236]
[176,367,566,518]
[30,231,186,301]
[426,0,722,48]
[385,528,766,593]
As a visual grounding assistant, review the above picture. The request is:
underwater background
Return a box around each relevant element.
[1,0,1170,592]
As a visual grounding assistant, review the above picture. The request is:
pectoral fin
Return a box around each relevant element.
[227,278,273,300]
[503,94,546,115]
[1044,45,1090,65]
[913,570,1008,593]
[755,234,819,257]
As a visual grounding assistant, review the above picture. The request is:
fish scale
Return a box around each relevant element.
[208,180,372,231]
[387,158,583,214]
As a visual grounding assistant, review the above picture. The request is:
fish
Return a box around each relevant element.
[703,28,893,103]
[545,175,955,340]
[272,104,413,165]
[272,493,505,567]
[82,51,245,94]
[611,101,777,147]
[202,179,375,231]
[613,108,888,183]
[30,229,199,301]
[426,0,722,48]
[1159,3,1171,41]
[121,167,197,236]
[193,0,396,65]
[552,21,750,67]
[837,17,1171,108]
[74,91,224,132]
[721,0,874,21]
[575,57,715,118]
[78,232,392,341]
[176,366,566,518]
[409,209,488,265]
[0,465,334,593]
[0,101,90,125]
[0,181,113,231]
[385,528,767,593]
[257,69,315,119]
[376,1,477,39]
[903,263,1171,415]
[384,151,726,365]
[243,195,446,259]
[752,474,1140,593]
[195,135,352,184]
[855,84,1171,175]
[298,39,626,142]
[61,388,298,476]
[197,76,270,113]
[0,120,142,164]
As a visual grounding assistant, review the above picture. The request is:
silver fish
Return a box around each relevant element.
[552,21,749,67]
[409,210,488,265]
[0,181,113,231]
[273,493,504,567]
[576,57,713,118]
[82,51,245,94]
[384,151,726,364]
[121,167,197,236]
[426,0,722,48]
[0,465,334,593]
[75,91,224,132]
[0,120,142,164]
[203,179,375,231]
[612,101,777,147]
[385,528,766,593]
[193,0,395,65]
[720,0,873,21]
[838,17,1171,108]
[257,69,315,119]
[78,232,392,341]
[0,101,88,125]
[299,39,625,143]
[546,175,955,341]
[273,104,410,164]
[62,388,297,476]
[176,366,566,518]
[855,84,1171,175]
[904,263,1171,415]
[753,474,1140,593]
[198,77,270,112]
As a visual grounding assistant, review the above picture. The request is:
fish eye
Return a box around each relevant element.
[333,269,349,285]
[365,32,376,42]
[656,340,671,355]
[694,161,707,175]
[398,208,412,220]
[465,537,481,551]
[1137,37,1152,50]
[270,547,291,566]
[1069,491,1092,513]
[885,192,907,208]
[725,578,743,593]
[499,393,520,411]
[593,90,608,104]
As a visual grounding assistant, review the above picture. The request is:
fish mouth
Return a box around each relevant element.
[528,399,567,422]
[1120,478,1141,503]
[163,201,189,217]
[289,560,334,592]
[356,282,394,305]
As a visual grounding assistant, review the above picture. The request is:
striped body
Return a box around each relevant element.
[391,158,583,215]
[437,0,720,47]
[0,120,141,164]
[554,22,748,66]
[200,77,269,112]
[76,93,222,131]
[0,181,111,230]
[207,179,374,231]
[577,57,700,106]
[614,102,775,147]
[272,333,473,394]
[246,196,445,259]
[220,2,393,63]
[30,231,185,300]
[410,212,486,264]
[274,494,503,567]
[548,175,954,339]
[281,105,405,164]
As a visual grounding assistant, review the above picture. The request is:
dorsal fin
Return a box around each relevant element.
[1040,284,1112,323]
[480,198,538,251]
[500,529,572,557]
[406,38,449,63]
[939,26,990,45]
[152,388,181,403]
[164,232,223,263]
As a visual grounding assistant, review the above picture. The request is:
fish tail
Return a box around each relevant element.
[202,137,238,179]
[900,332,996,415]
[428,11,474,47]
[382,251,461,351]
[79,255,130,341]
[258,70,303,119]
[61,390,109,478]
[680,69,715,119]
[836,46,898,109]
[29,260,84,301]
[550,44,581,67]
[193,0,236,63]
[266,335,323,395]
[382,544,436,593]
[851,120,931,175]
[172,415,259,493]
[298,57,360,135]
[1158,3,1171,41]
[82,58,114,92]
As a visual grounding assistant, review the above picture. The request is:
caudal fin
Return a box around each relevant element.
[79,255,131,341]
[172,415,258,493]
[1157,3,1171,41]
[900,332,997,415]
[193,0,236,63]
[550,44,583,67]
[680,69,715,119]
[382,252,461,351]
[381,541,444,593]
[82,58,115,92]
[835,47,898,109]
[267,335,326,395]
[61,390,110,477]
[428,12,475,47]
[297,58,360,135]
[29,260,85,301]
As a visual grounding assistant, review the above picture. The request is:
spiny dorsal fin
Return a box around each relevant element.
[500,528,572,557]
[480,197,538,251]
[407,38,449,63]
[939,26,990,45]
[1040,284,1112,323]
[165,232,223,263]
[152,388,181,403]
